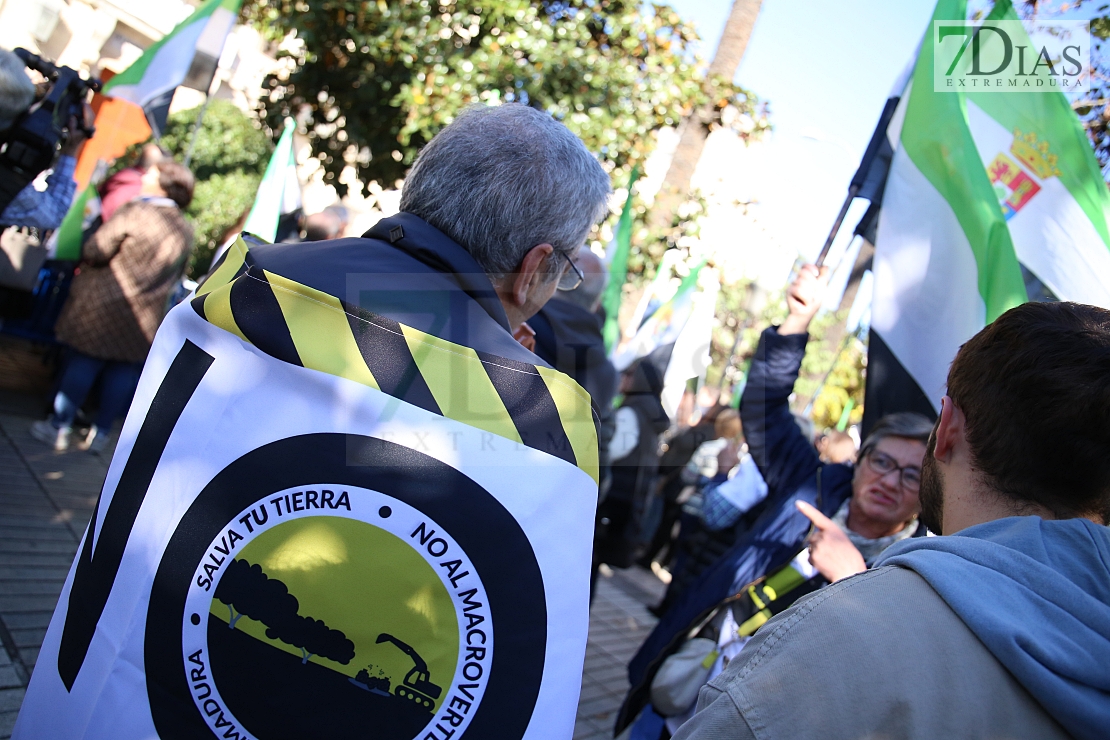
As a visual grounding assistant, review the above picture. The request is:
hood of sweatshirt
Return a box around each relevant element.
[876,516,1110,740]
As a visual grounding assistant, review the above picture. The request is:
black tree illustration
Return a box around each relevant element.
[214,559,356,665]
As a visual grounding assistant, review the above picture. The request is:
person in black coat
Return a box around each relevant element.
[530,248,619,498]
[595,360,669,570]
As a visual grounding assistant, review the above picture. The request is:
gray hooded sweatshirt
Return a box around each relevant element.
[673,516,1108,740]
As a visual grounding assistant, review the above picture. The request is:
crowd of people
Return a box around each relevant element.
[3,42,1108,740]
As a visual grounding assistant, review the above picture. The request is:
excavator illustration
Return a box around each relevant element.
[375,633,443,712]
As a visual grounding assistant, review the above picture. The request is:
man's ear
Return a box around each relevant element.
[933,395,964,463]
[508,243,554,307]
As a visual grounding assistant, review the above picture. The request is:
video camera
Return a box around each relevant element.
[0,48,101,215]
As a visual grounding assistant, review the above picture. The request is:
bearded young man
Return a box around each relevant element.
[672,300,1110,740]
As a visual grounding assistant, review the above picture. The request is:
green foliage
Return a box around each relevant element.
[242,0,768,196]
[160,100,274,181]
[160,101,273,276]
[184,171,265,276]
[705,280,784,392]
[810,337,866,431]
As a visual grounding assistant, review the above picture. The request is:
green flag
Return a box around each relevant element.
[103,0,241,109]
[242,120,300,243]
[601,167,639,352]
[51,184,98,261]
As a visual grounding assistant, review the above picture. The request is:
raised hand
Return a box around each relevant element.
[778,263,830,336]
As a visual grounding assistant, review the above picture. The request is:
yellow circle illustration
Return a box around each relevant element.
[206,515,459,737]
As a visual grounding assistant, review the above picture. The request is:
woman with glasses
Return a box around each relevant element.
[618,264,935,740]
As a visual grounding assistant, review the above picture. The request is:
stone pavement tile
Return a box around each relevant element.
[0,669,20,691]
[0,580,65,596]
[0,539,78,556]
[0,706,19,739]
[574,715,612,740]
[0,525,74,542]
[0,688,24,714]
[0,566,69,582]
[6,628,45,652]
[18,649,37,671]
[574,565,665,739]
[0,614,51,632]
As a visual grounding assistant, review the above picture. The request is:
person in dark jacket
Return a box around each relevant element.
[595,360,669,570]
[638,404,731,570]
[30,161,195,453]
[531,247,619,497]
[616,264,934,737]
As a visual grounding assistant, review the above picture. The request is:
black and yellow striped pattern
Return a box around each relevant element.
[190,236,599,482]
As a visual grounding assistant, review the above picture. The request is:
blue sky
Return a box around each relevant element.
[685,0,937,158]
[663,0,1105,292]
[663,0,938,284]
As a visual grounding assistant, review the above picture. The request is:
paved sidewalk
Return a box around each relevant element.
[0,388,663,739]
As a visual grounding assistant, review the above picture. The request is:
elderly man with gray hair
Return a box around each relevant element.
[14,103,614,739]
[0,48,90,231]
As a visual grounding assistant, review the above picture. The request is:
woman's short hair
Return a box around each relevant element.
[157,161,195,209]
[859,412,935,460]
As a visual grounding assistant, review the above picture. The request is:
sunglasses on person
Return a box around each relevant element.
[556,251,584,291]
[864,449,922,491]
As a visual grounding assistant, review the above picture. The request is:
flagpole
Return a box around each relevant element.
[814,96,901,267]
[184,72,222,167]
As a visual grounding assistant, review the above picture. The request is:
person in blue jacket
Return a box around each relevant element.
[616,264,934,737]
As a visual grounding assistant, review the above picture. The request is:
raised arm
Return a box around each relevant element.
[740,264,830,497]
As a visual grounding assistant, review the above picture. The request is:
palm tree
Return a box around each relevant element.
[650,0,765,230]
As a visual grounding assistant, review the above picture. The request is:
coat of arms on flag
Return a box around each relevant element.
[987,129,1062,219]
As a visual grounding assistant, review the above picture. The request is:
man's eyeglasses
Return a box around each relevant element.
[864,449,921,491]
[556,251,584,291]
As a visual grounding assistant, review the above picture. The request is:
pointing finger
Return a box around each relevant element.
[795,500,835,531]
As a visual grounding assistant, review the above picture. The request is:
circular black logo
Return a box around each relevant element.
[146,433,546,739]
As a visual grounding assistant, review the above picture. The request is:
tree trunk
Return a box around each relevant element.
[649,0,764,230]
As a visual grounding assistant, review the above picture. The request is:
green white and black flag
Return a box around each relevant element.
[858,0,1110,432]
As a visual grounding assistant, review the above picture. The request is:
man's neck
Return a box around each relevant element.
[846,502,911,540]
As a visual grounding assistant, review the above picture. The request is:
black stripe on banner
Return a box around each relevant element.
[229,267,303,367]
[476,350,577,468]
[862,328,938,438]
[190,293,207,321]
[343,309,442,416]
[57,340,215,690]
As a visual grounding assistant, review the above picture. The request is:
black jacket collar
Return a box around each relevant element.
[364,213,511,332]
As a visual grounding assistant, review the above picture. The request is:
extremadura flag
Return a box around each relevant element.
[14,226,600,739]
[866,0,1110,427]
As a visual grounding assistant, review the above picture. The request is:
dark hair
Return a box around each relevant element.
[157,161,195,209]
[947,301,1110,521]
[302,211,342,241]
[859,412,934,459]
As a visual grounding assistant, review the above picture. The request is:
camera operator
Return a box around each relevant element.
[0,48,92,232]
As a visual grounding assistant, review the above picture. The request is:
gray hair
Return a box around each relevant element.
[860,412,935,459]
[559,248,607,312]
[0,49,34,132]
[399,103,611,277]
